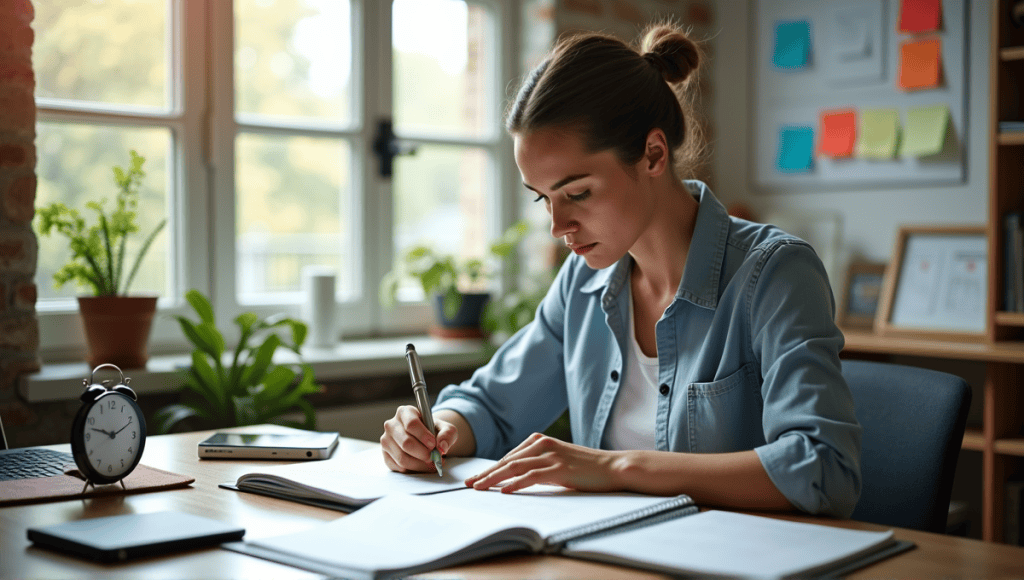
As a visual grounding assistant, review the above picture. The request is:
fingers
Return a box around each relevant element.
[435,420,458,456]
[381,405,446,473]
[468,454,558,492]
[465,433,554,489]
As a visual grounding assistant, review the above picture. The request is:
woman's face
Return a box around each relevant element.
[514,128,654,270]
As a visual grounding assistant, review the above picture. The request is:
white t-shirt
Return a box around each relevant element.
[601,282,659,450]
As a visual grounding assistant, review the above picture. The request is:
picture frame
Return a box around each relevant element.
[876,225,988,340]
[837,260,887,331]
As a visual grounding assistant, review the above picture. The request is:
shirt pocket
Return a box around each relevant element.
[686,362,762,454]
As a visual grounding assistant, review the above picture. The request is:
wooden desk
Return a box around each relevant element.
[3,425,1023,579]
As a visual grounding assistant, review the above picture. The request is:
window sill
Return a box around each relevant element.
[20,336,489,403]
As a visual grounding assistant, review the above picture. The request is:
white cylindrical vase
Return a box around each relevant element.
[302,266,337,348]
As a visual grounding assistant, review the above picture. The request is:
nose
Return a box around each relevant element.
[549,200,579,239]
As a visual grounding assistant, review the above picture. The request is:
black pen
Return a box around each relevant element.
[405,343,442,476]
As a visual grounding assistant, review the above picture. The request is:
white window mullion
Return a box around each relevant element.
[206,0,240,328]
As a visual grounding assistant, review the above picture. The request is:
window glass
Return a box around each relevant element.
[393,145,490,298]
[235,0,353,124]
[235,133,354,302]
[35,124,171,301]
[393,0,492,137]
[34,0,168,109]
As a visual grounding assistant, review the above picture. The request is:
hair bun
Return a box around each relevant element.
[640,26,700,85]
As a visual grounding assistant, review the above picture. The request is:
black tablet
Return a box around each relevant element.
[28,511,245,563]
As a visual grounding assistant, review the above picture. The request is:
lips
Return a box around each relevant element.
[567,242,597,255]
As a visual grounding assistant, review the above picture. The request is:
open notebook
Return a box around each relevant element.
[224,486,912,580]
[221,449,497,511]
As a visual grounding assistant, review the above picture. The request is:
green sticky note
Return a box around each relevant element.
[856,109,901,159]
[900,104,949,157]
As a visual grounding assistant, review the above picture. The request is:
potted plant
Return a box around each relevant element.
[380,220,529,338]
[153,289,321,433]
[36,150,167,369]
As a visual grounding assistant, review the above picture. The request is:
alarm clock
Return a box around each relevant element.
[70,364,147,489]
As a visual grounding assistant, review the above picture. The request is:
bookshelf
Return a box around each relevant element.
[841,1,1024,543]
[985,0,1024,545]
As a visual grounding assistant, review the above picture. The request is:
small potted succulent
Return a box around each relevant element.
[36,150,166,368]
[380,220,529,338]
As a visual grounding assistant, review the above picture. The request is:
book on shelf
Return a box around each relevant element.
[1007,478,1024,546]
[999,121,1024,133]
[222,453,913,580]
[220,448,496,512]
[1004,212,1024,313]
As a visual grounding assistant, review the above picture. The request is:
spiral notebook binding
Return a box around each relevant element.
[544,494,696,552]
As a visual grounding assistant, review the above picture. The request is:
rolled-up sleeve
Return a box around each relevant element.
[748,241,862,518]
[433,263,573,459]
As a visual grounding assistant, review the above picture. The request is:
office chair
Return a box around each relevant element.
[843,359,972,534]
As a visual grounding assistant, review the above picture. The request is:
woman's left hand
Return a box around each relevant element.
[465,432,624,493]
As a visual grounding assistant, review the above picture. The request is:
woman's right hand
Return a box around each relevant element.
[381,405,459,473]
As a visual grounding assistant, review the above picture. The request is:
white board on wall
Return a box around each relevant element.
[750,0,967,192]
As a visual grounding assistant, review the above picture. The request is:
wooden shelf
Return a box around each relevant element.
[994,311,1024,326]
[841,329,1024,363]
[963,429,986,451]
[1001,46,1024,61]
[993,438,1024,457]
[998,131,1024,145]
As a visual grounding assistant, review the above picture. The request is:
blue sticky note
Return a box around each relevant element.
[773,20,811,69]
[777,126,815,173]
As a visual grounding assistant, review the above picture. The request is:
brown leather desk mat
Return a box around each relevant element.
[0,463,194,506]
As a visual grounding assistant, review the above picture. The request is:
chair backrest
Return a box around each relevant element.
[843,359,971,533]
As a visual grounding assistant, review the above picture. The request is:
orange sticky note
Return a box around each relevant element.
[899,38,941,91]
[898,0,941,33]
[819,109,857,158]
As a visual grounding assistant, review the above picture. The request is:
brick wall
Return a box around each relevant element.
[0,0,42,444]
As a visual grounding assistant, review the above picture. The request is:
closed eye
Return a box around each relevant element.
[533,194,547,203]
[568,190,591,202]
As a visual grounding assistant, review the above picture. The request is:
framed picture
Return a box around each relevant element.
[837,261,887,331]
[876,226,988,340]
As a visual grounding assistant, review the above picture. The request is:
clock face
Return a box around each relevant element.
[77,392,145,482]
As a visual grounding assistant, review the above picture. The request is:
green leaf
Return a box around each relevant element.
[257,365,296,401]
[152,403,211,435]
[189,351,225,409]
[442,287,463,320]
[240,334,281,388]
[185,289,216,325]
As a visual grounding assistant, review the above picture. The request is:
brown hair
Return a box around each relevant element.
[506,24,705,178]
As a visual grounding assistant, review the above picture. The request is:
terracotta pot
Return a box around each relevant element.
[77,296,159,369]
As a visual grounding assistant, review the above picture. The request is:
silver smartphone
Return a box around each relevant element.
[198,431,339,460]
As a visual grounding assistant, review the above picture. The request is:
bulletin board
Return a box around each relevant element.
[750,0,968,192]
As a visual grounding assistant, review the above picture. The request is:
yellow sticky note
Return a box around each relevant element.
[856,109,900,159]
[901,104,949,157]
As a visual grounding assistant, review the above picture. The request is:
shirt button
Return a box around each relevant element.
[659,384,670,396]
[610,370,619,381]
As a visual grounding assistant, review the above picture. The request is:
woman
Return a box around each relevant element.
[381,24,861,518]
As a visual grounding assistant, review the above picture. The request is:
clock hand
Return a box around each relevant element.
[91,427,115,439]
[113,421,132,436]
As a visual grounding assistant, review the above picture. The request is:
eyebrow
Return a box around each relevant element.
[523,173,590,194]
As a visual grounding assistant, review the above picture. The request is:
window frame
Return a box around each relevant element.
[35,0,520,361]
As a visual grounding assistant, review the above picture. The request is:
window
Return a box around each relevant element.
[34,0,514,359]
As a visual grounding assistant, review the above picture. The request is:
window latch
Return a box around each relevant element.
[372,119,417,178]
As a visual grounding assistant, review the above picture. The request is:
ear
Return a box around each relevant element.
[641,129,670,177]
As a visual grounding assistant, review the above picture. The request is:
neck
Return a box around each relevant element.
[628,178,699,299]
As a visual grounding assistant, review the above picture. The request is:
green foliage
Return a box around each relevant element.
[380,220,530,320]
[153,289,320,434]
[35,150,166,296]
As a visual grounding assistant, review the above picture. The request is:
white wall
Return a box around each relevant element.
[710,0,990,288]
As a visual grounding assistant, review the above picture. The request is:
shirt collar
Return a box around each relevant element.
[579,181,729,311]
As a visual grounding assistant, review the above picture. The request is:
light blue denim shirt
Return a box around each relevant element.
[435,181,862,518]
